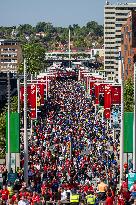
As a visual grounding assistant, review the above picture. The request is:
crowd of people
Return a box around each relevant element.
[0,76,135,204]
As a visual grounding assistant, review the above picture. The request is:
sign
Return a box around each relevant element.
[8,173,17,184]
[128,173,136,190]
[124,112,133,153]
[6,112,20,153]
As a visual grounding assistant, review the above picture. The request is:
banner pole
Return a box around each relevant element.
[133,62,136,171]
[7,70,11,173]
[24,59,28,185]
[120,57,124,186]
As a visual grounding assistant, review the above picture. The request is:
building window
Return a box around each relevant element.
[105,22,115,24]
[116,18,127,21]
[105,12,115,14]
[105,17,115,19]
[115,24,123,27]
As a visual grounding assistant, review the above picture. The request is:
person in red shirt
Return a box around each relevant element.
[105,193,114,205]
[31,192,40,205]
[1,185,9,201]
[117,191,125,205]
[12,192,18,203]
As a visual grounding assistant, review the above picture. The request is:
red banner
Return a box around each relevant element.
[94,84,100,104]
[27,85,31,107]
[111,86,121,104]
[99,84,105,94]
[37,81,45,106]
[20,86,24,104]
[104,85,111,119]
[20,85,31,106]
[90,82,94,95]
[29,84,37,119]
[104,109,111,119]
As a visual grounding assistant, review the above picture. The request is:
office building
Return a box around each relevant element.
[104,1,136,81]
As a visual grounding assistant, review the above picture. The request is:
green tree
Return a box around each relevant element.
[124,77,134,112]
[19,43,45,74]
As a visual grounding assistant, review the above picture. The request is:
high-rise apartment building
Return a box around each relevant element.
[104,1,136,81]
[0,39,22,72]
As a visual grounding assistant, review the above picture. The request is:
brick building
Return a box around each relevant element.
[121,10,136,80]
[0,39,22,72]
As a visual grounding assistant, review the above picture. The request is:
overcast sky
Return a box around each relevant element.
[0,0,136,27]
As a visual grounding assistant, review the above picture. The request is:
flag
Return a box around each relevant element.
[104,85,111,119]
[99,84,105,94]
[29,84,37,119]
[104,109,111,119]
[90,81,94,95]
[111,86,121,104]
[104,85,111,109]
[37,80,45,106]
[20,86,24,105]
[94,83,100,104]
[20,85,31,106]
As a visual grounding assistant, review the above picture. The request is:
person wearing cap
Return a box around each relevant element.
[86,191,96,205]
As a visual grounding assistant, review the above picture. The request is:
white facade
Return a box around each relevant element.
[104,2,136,81]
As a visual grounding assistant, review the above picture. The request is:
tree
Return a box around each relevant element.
[19,43,45,74]
[17,24,34,36]
[124,77,134,112]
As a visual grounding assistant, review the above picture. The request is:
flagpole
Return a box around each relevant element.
[24,59,28,185]
[133,59,136,171]
[7,70,11,173]
[120,57,124,186]
[69,29,71,68]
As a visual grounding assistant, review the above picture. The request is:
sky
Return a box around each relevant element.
[0,0,136,27]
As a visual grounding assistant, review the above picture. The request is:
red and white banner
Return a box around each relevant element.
[111,86,121,104]
[20,85,31,106]
[104,85,112,119]
[37,80,45,106]
[94,84,100,105]
[29,84,37,119]
[99,84,105,94]
[20,86,24,105]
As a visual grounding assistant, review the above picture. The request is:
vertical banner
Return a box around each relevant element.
[37,81,45,106]
[6,112,20,153]
[111,86,121,104]
[94,83,100,105]
[99,84,105,94]
[104,85,111,119]
[90,81,94,95]
[29,84,37,119]
[124,112,133,153]
[20,86,24,105]
[20,85,31,106]
[27,85,31,107]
